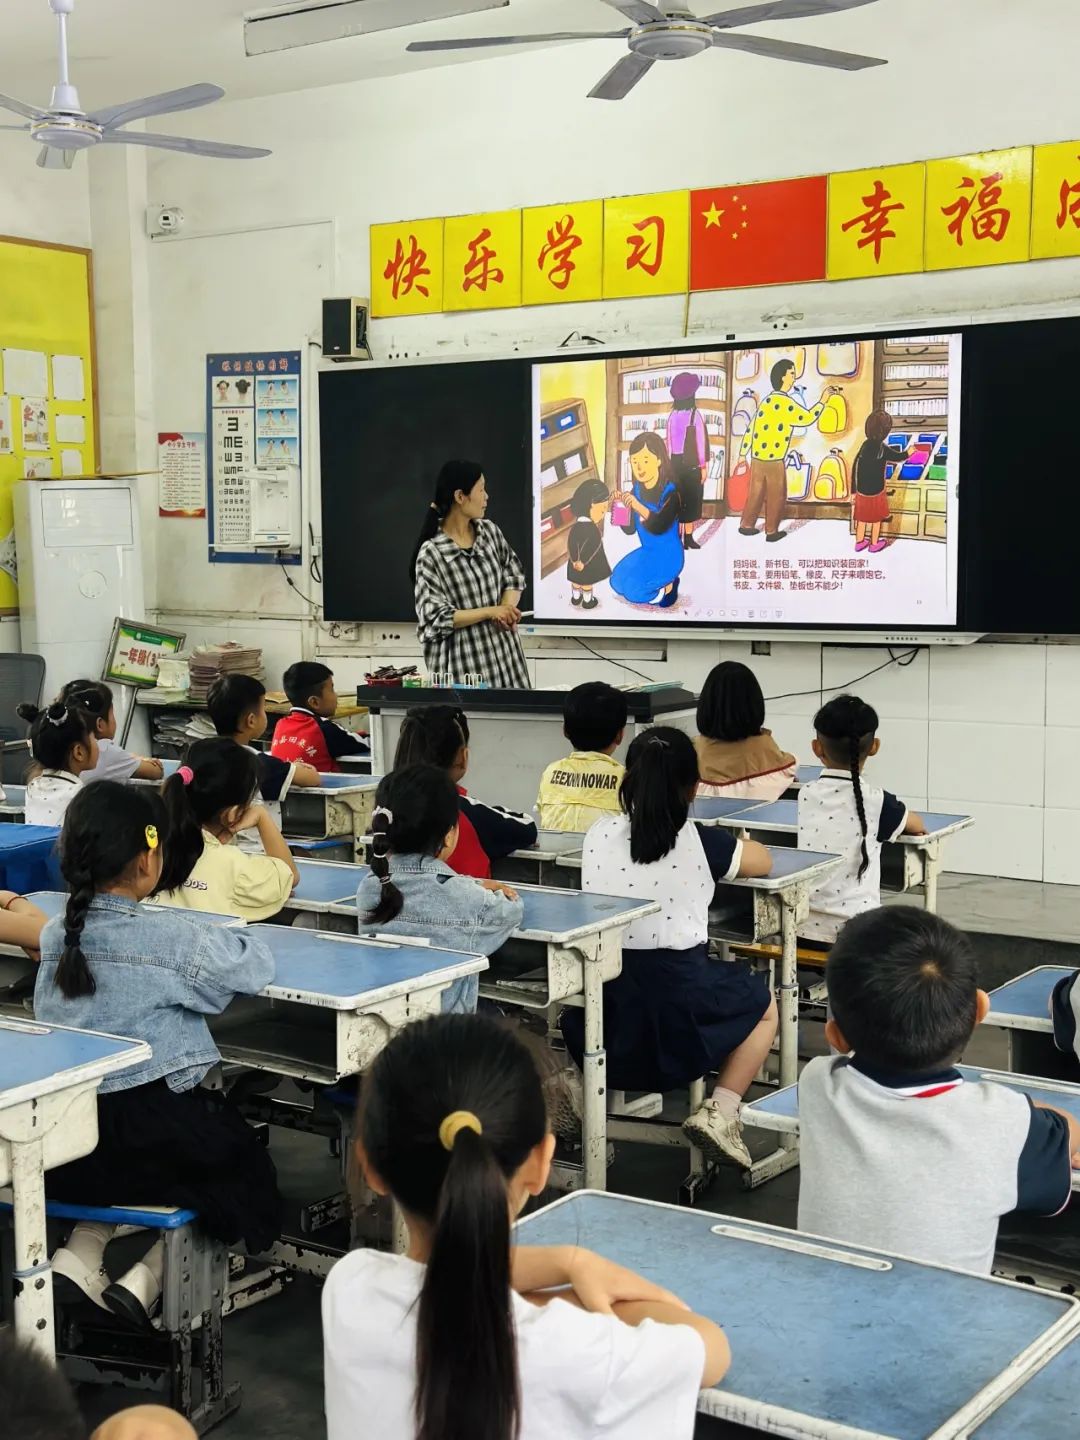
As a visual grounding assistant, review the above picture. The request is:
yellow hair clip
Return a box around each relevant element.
[438,1110,482,1152]
[145,824,159,851]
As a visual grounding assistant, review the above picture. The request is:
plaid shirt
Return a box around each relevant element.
[414,521,530,688]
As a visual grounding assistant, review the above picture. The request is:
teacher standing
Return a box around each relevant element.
[411,460,531,690]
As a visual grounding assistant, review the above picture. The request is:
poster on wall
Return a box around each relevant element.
[21,397,48,450]
[531,332,962,629]
[206,352,301,565]
[0,397,10,453]
[158,431,206,518]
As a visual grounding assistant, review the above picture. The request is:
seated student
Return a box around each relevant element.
[1,1330,199,1440]
[536,681,627,833]
[356,764,523,1014]
[694,660,796,803]
[270,662,368,774]
[800,906,1079,1274]
[17,699,99,826]
[564,727,775,1168]
[0,889,48,955]
[394,703,536,877]
[1052,969,1080,1062]
[323,1013,729,1440]
[207,673,320,826]
[37,782,280,1327]
[154,737,299,921]
[797,693,926,943]
[58,678,163,783]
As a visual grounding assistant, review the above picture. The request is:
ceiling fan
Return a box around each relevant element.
[407,0,886,100]
[0,0,270,169]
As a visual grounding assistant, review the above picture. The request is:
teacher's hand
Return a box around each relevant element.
[488,602,521,630]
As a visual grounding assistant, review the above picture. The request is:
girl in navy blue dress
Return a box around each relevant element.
[562,727,777,1169]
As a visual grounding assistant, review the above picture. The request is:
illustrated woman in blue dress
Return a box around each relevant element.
[611,432,684,608]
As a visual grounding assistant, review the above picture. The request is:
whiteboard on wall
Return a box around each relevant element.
[148,220,333,613]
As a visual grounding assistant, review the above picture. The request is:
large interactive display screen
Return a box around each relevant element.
[531,332,962,628]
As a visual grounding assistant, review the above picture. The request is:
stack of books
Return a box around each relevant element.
[186,642,265,703]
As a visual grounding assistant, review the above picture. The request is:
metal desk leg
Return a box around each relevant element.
[11,1137,52,1354]
[368,712,386,777]
[744,891,800,1189]
[582,952,607,1191]
[923,840,941,913]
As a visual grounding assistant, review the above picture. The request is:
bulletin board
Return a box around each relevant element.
[0,235,98,614]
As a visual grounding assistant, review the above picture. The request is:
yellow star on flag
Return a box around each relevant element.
[702,201,725,228]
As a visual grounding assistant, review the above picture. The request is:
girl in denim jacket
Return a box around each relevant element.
[355,764,523,1014]
[36,782,281,1330]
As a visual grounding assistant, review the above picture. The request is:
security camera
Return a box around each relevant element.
[145,205,184,238]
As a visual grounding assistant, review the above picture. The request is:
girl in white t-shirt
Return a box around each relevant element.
[323,1013,729,1440]
[18,700,100,826]
[154,738,299,921]
[563,727,777,1170]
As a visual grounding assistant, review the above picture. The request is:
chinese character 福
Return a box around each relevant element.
[942,172,1010,246]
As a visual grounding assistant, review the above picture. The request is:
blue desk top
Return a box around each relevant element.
[0,784,25,809]
[736,846,840,888]
[697,799,972,843]
[518,1192,1080,1440]
[0,1019,149,1108]
[511,830,586,860]
[160,758,180,778]
[0,824,58,852]
[971,1336,1080,1438]
[245,924,485,1009]
[26,892,242,928]
[314,773,380,793]
[690,797,762,822]
[987,966,1071,1030]
[514,886,658,944]
[290,859,367,910]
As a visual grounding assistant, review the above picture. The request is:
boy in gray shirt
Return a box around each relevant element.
[799,906,1079,1274]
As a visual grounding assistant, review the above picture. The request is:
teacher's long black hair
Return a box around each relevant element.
[410,460,484,582]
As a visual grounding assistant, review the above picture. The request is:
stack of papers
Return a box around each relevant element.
[186,642,265,703]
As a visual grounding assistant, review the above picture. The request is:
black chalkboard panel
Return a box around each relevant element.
[320,359,532,623]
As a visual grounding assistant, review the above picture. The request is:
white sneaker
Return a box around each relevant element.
[103,1254,163,1332]
[682,1101,752,1169]
[52,1244,111,1311]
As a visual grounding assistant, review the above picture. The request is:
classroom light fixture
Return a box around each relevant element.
[244,0,509,56]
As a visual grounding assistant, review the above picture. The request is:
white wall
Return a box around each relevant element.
[0,132,91,248]
[85,0,1080,882]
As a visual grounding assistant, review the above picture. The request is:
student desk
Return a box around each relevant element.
[0,824,61,893]
[494,830,588,888]
[962,1334,1080,1439]
[518,1191,1080,1440]
[332,883,658,1189]
[208,925,487,1087]
[692,798,973,912]
[0,1017,150,1357]
[744,1063,1080,1193]
[985,966,1077,1080]
[285,858,365,916]
[281,774,380,856]
[0,783,26,819]
[24,890,245,929]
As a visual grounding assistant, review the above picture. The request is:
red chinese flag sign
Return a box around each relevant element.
[690,177,828,291]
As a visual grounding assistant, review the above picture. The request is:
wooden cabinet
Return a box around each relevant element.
[539,397,601,578]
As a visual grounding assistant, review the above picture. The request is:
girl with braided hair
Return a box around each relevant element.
[356,764,522,1015]
[35,781,280,1328]
[17,699,99,825]
[797,694,926,943]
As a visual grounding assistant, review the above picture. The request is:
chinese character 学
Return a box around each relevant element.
[537,214,582,291]
[841,179,905,264]
[626,215,665,276]
[463,228,503,293]
[1056,161,1080,230]
[942,172,1010,246]
[384,234,432,300]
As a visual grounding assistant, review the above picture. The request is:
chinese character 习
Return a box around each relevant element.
[840,179,905,264]
[537,214,582,291]
[463,228,503,293]
[942,172,1010,246]
[626,215,665,276]
[1056,163,1080,230]
[384,235,432,300]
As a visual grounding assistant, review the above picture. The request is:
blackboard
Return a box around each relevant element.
[320,359,531,623]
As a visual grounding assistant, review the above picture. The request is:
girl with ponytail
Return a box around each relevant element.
[17,699,98,825]
[564,727,776,1171]
[155,736,299,921]
[323,1013,729,1440]
[798,693,926,942]
[36,781,280,1329]
[57,678,164,783]
[356,764,523,1014]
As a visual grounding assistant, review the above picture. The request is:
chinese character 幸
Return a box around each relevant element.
[840,179,905,263]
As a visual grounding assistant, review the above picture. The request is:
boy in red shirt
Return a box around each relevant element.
[270,662,369,774]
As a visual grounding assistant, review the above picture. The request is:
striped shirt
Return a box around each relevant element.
[414,520,530,689]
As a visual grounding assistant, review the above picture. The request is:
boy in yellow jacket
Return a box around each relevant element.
[536,683,627,833]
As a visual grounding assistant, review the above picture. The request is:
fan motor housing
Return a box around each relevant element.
[31,118,100,150]
[629,20,714,60]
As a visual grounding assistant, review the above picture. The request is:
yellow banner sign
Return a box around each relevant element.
[370,218,444,319]
[925,147,1032,271]
[443,210,522,311]
[522,201,604,307]
[602,191,689,299]
[827,163,926,280]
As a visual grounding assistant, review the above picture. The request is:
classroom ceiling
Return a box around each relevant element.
[1,0,899,109]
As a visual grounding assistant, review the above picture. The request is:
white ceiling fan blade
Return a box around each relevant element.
[596,0,666,22]
[101,131,271,160]
[705,0,880,27]
[407,30,625,51]
[0,91,47,122]
[589,51,656,100]
[88,83,225,132]
[711,29,885,68]
[37,146,76,170]
[0,124,31,132]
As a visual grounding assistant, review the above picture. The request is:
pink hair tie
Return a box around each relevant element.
[178,765,194,786]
